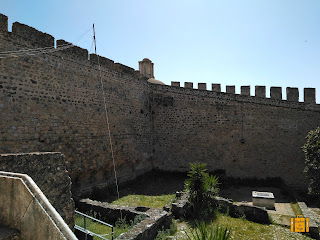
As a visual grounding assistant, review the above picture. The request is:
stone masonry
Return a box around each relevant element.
[0,13,320,197]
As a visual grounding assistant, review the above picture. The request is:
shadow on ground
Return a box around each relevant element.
[98,170,186,202]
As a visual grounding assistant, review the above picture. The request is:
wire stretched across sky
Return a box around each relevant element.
[0,27,93,59]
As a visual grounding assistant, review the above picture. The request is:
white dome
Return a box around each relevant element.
[147,78,166,85]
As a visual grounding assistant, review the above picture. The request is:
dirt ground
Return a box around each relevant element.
[100,170,186,202]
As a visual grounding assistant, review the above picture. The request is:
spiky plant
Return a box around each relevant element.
[185,221,231,240]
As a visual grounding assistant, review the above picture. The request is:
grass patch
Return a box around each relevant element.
[75,215,116,239]
[75,214,146,239]
[111,194,175,209]
[269,213,292,226]
[174,212,313,240]
[290,201,303,216]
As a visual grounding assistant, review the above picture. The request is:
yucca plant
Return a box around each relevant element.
[185,221,231,240]
[185,163,220,217]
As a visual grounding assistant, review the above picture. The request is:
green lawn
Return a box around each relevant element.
[171,213,313,240]
[75,215,133,239]
[110,194,175,209]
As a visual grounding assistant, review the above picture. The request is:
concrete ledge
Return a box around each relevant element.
[0,171,77,240]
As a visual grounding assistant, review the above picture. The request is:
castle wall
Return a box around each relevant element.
[151,84,320,189]
[0,13,319,195]
[0,14,153,196]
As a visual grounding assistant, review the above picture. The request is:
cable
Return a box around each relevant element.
[0,44,74,58]
[93,24,122,219]
[0,27,93,58]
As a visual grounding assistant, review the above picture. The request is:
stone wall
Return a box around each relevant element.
[151,84,320,189]
[0,12,320,196]
[0,13,153,196]
[0,152,74,229]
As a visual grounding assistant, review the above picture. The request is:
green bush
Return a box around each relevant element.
[184,163,220,217]
[185,221,231,240]
[155,220,177,240]
[302,127,320,196]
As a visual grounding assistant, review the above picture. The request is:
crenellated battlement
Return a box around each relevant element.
[57,39,88,60]
[0,13,8,32]
[226,85,235,94]
[241,86,250,96]
[114,63,135,74]
[304,88,315,104]
[89,53,114,68]
[12,22,54,47]
[286,87,299,102]
[270,87,282,100]
[170,81,317,104]
[198,83,207,90]
[1,12,320,202]
[184,82,193,88]
[0,14,140,78]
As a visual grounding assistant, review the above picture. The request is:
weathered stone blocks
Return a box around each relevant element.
[226,85,235,94]
[114,63,135,75]
[255,86,266,98]
[212,84,221,92]
[12,22,54,47]
[241,86,250,96]
[0,13,8,32]
[304,88,316,104]
[286,87,299,102]
[57,39,88,60]
[171,81,180,87]
[270,87,282,100]
[198,83,207,90]
[214,197,270,224]
[184,82,193,88]
[90,54,114,68]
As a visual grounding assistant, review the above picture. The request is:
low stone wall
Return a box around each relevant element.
[171,194,269,224]
[77,199,173,240]
[77,199,143,224]
[0,152,74,229]
[215,197,270,224]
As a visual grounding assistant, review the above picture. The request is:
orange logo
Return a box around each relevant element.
[291,215,309,232]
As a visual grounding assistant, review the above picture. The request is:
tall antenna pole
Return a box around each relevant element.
[93,24,97,55]
[92,24,122,220]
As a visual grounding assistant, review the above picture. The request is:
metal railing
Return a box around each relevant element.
[0,171,77,240]
[75,210,114,240]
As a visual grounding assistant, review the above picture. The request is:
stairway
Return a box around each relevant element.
[0,225,20,240]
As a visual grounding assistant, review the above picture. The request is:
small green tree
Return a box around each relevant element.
[302,127,320,196]
[185,163,220,217]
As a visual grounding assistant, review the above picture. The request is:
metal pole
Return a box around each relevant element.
[112,226,114,240]
[84,215,87,240]
[93,24,97,55]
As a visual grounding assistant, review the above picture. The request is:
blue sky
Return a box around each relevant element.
[2,0,320,102]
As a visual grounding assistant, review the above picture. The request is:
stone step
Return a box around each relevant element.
[0,225,20,240]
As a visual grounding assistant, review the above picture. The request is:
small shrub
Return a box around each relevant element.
[185,221,231,240]
[184,163,220,218]
[155,220,177,240]
[302,127,320,196]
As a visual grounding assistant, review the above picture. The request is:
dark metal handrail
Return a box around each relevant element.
[75,210,114,240]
